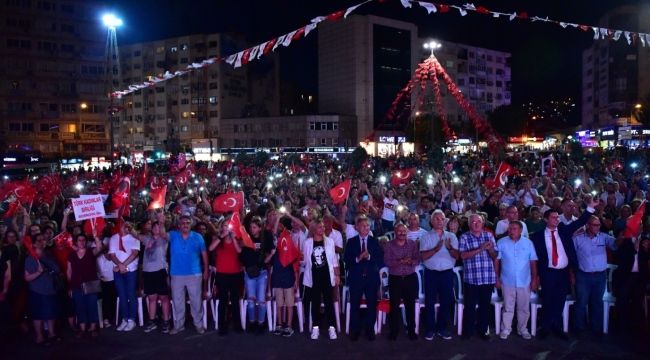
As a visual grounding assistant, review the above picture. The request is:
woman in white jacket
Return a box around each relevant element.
[302,220,340,340]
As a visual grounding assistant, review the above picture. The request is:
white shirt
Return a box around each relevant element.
[517,188,539,207]
[326,229,343,250]
[544,228,569,269]
[495,220,529,238]
[345,224,373,241]
[108,233,140,272]
[302,236,338,288]
[407,228,427,242]
[450,199,465,214]
[559,214,577,225]
[291,229,308,253]
[382,198,399,221]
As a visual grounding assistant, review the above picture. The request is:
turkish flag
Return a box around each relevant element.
[136,162,148,190]
[622,200,646,238]
[0,179,37,204]
[212,191,245,213]
[329,179,352,205]
[109,177,131,217]
[147,184,167,210]
[391,168,416,187]
[486,162,514,189]
[227,212,254,248]
[22,235,38,259]
[3,200,20,218]
[83,217,106,238]
[278,230,299,268]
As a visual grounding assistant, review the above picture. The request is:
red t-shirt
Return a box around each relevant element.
[215,241,242,274]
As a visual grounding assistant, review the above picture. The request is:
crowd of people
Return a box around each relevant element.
[0,147,648,349]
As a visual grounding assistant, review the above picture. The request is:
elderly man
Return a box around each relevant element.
[406,213,427,243]
[495,205,529,239]
[420,210,459,341]
[168,215,209,335]
[459,214,497,340]
[495,221,538,340]
[383,223,419,340]
[572,215,622,336]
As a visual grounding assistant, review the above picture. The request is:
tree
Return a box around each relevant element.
[636,93,650,126]
[348,146,368,170]
[254,151,270,166]
[569,140,584,160]
[486,105,528,136]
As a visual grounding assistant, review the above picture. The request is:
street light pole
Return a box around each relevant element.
[103,14,122,169]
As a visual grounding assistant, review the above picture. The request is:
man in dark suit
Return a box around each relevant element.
[531,199,597,340]
[344,215,384,341]
[613,229,649,332]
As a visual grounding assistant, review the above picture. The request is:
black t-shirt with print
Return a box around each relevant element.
[311,239,330,283]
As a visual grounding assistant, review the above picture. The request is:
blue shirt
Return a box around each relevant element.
[419,230,458,271]
[169,231,206,276]
[572,232,617,272]
[459,231,497,285]
[496,236,538,287]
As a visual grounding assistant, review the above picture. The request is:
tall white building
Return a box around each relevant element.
[318,14,511,143]
[423,39,512,130]
[581,5,650,128]
[0,0,109,159]
[115,34,279,153]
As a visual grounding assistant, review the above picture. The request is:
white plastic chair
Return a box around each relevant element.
[273,287,305,333]
[241,286,273,331]
[344,270,381,335]
[115,296,144,327]
[491,288,503,334]
[529,291,543,336]
[384,231,395,241]
[529,286,574,335]
[414,264,439,335]
[602,264,617,334]
[452,266,464,336]
[170,297,208,330]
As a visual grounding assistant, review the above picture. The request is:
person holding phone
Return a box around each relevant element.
[381,189,399,235]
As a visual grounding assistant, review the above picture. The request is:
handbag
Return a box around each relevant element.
[81,280,102,295]
[245,265,261,278]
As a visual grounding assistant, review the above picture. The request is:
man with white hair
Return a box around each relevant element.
[419,210,459,340]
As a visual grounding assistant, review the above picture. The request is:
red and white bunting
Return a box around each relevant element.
[110,0,371,98]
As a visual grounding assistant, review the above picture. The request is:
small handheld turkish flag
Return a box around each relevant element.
[487,162,514,189]
[278,230,299,267]
[391,168,416,187]
[329,179,352,205]
[212,191,244,213]
[147,184,167,211]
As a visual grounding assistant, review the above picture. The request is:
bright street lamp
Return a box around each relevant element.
[102,14,123,29]
[423,40,442,56]
[635,103,643,110]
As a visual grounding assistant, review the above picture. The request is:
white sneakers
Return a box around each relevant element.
[123,319,136,332]
[116,320,128,331]
[499,329,510,340]
[312,326,337,340]
[328,326,337,340]
[311,326,320,340]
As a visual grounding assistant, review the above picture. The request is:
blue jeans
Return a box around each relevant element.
[114,271,138,322]
[574,270,606,333]
[72,289,99,325]
[244,270,268,323]
[424,268,454,334]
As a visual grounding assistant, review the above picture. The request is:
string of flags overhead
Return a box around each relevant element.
[110,0,374,98]
[400,0,650,46]
[111,0,650,99]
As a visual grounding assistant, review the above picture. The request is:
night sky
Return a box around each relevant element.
[106,0,647,119]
